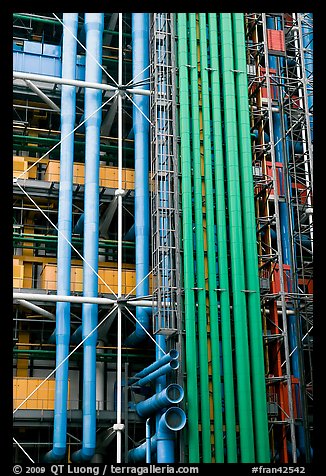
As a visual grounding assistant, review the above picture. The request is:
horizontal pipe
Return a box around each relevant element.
[13,233,135,249]
[13,71,151,96]
[13,293,155,307]
[131,360,179,387]
[135,384,184,418]
[13,134,134,153]
[133,349,179,379]
[16,299,55,320]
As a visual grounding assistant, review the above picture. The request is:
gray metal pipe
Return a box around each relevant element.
[16,299,55,320]
[13,71,151,96]
[13,293,155,307]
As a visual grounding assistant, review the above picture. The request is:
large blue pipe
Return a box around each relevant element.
[128,407,186,463]
[135,384,184,417]
[124,13,150,346]
[71,13,104,463]
[44,13,78,463]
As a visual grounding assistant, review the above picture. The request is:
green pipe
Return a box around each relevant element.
[232,13,270,462]
[198,13,224,462]
[208,13,238,462]
[13,233,135,249]
[188,13,212,462]
[13,135,134,153]
[219,13,255,462]
[176,13,200,463]
[13,13,63,25]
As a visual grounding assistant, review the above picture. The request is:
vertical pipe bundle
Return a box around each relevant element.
[176,12,200,462]
[124,13,150,346]
[44,13,78,463]
[198,12,224,462]
[188,13,211,463]
[232,13,270,462]
[219,13,255,461]
[176,12,270,463]
[208,13,238,463]
[72,13,104,462]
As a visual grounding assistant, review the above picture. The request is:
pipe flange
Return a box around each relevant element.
[115,188,126,197]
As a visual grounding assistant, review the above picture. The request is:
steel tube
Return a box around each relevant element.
[13,293,155,307]
[13,71,150,96]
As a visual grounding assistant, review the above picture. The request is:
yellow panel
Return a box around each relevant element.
[71,266,83,292]
[73,164,85,185]
[40,264,57,291]
[13,157,29,179]
[13,263,24,288]
[39,263,141,296]
[13,378,68,410]
[43,160,60,182]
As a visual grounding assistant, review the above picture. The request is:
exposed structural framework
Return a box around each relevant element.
[12,12,313,464]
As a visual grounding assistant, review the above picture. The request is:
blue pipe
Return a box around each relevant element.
[128,407,186,463]
[129,434,158,463]
[301,13,313,141]
[135,384,184,418]
[124,13,150,346]
[44,13,78,463]
[71,13,104,463]
[133,349,179,380]
[146,418,151,463]
[156,406,186,463]
[131,360,179,388]
[153,14,170,431]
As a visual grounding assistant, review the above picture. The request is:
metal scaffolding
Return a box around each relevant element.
[245,12,313,463]
[150,13,181,336]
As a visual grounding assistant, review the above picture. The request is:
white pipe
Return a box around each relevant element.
[116,12,123,464]
[23,79,61,112]
[13,71,151,96]
[13,292,156,307]
[96,339,105,411]
[15,299,55,319]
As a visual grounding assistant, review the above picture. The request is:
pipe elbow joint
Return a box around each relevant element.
[43,447,66,463]
[157,407,186,438]
[71,448,95,463]
[124,307,150,346]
